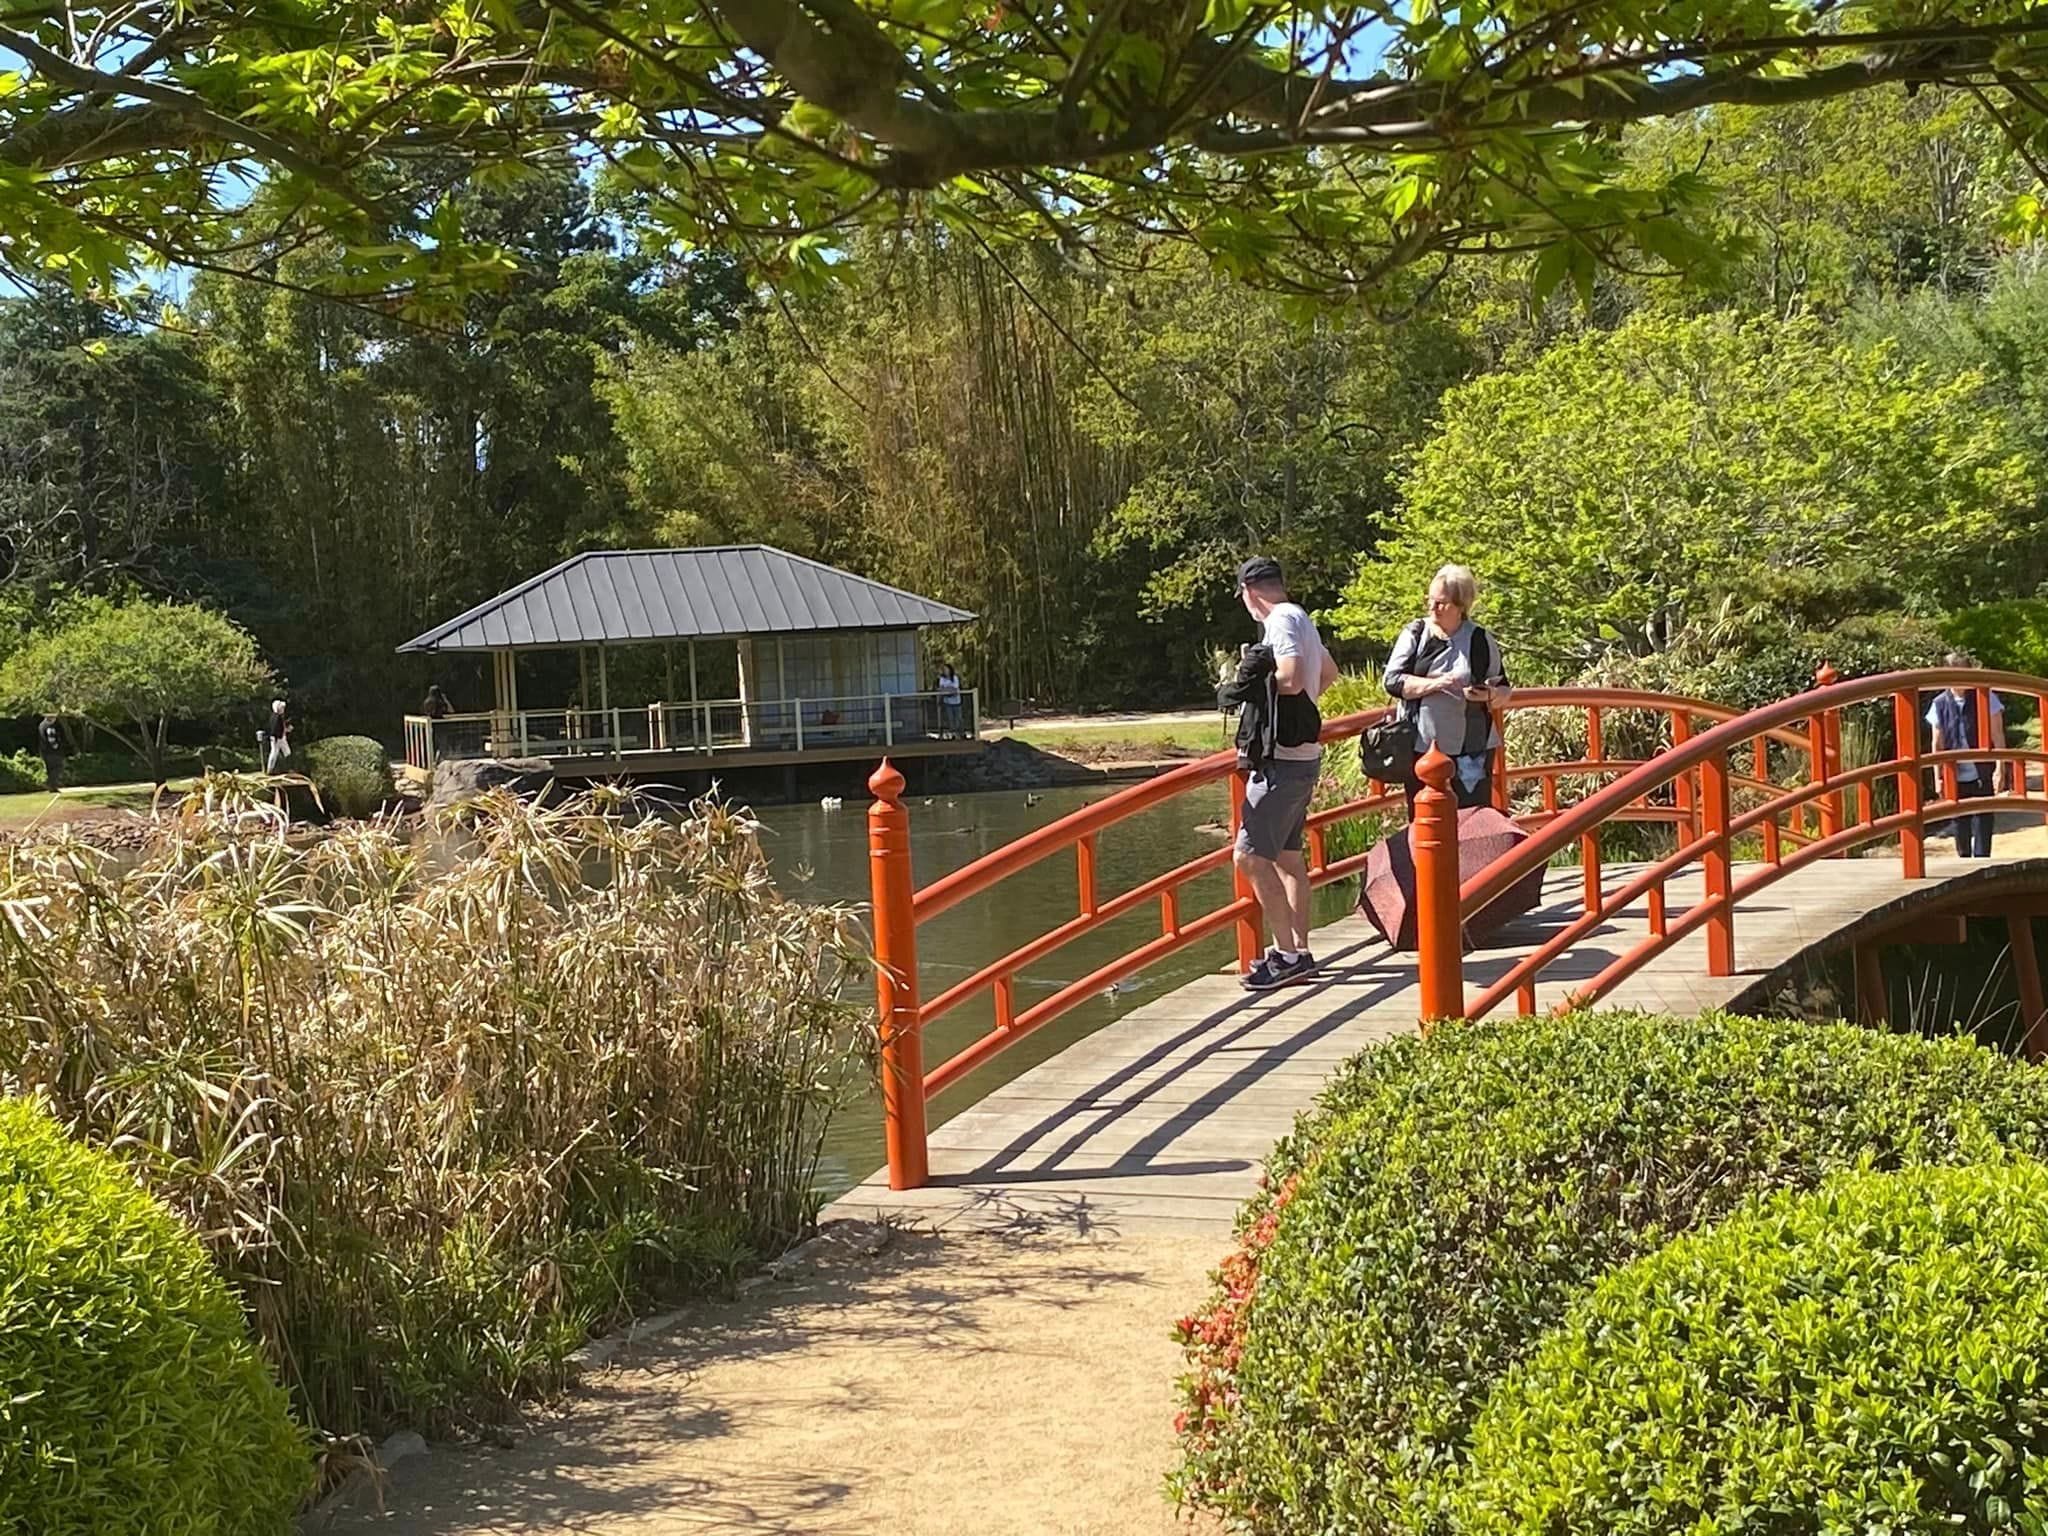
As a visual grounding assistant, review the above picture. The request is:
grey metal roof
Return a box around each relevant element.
[397,547,976,653]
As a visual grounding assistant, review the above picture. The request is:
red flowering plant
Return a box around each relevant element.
[1168,1167,1304,1503]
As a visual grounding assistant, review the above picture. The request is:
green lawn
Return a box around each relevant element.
[0,783,168,828]
[997,718,1233,759]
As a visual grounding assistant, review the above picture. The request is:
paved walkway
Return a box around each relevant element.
[828,849,2048,1235]
[315,1222,1220,1536]
[321,845,2048,1535]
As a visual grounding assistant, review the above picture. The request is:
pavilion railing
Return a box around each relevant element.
[864,668,2048,1190]
[401,689,979,769]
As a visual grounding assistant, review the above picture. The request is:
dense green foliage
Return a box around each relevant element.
[0,598,272,783]
[1454,1161,2048,1534]
[0,749,46,793]
[1944,600,2048,681]
[0,1096,309,1533]
[9,3,2048,311]
[1171,1012,2048,1535]
[1332,312,2036,677]
[5,77,2048,742]
[301,736,395,819]
[0,783,874,1438]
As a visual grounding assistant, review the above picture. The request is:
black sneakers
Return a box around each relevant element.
[1243,950,1318,990]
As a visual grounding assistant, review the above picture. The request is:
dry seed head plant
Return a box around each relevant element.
[0,775,876,1443]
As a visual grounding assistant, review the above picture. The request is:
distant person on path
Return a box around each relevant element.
[36,714,64,792]
[263,698,292,774]
[423,683,453,719]
[1229,556,1338,991]
[1382,564,1512,812]
[937,662,964,738]
[1926,653,2008,858]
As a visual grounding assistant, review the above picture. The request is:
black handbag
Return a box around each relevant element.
[1356,715,1417,783]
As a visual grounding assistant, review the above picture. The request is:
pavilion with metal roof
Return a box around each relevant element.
[397,546,980,774]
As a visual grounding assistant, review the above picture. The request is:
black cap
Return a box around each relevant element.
[1234,555,1284,593]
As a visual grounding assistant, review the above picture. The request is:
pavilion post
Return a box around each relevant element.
[737,641,753,746]
[777,635,791,746]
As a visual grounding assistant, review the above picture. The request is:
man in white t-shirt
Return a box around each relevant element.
[1233,556,1339,990]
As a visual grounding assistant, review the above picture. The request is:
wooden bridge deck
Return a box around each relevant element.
[826,850,2048,1236]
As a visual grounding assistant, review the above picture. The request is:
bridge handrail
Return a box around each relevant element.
[908,712,1370,924]
[1461,667,2047,919]
[914,686,1805,922]
[1455,666,2048,1024]
[868,681,1843,1189]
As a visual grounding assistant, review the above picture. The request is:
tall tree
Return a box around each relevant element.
[8,4,2048,310]
[1333,310,2037,677]
[0,292,221,593]
[0,600,272,783]
[1625,88,2020,315]
[174,169,746,731]
[1078,245,1475,648]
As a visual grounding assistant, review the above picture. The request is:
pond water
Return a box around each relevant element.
[751,782,1357,1194]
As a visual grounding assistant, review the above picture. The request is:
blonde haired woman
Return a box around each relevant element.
[1381,564,1511,811]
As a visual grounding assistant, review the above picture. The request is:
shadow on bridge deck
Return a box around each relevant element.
[826,851,2048,1237]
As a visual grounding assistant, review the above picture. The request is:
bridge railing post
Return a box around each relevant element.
[1893,689,1925,879]
[1701,745,1734,976]
[2037,693,2048,804]
[867,760,929,1191]
[1581,706,1603,917]
[1814,662,1844,849]
[1670,710,1697,843]
[1227,766,1261,971]
[1414,746,1465,1025]
[1490,702,1510,814]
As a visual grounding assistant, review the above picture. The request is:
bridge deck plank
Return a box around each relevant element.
[826,850,2045,1234]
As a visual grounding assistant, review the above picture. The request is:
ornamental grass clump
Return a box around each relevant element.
[0,777,874,1441]
[1455,1161,2048,1534]
[1171,1011,2048,1536]
[0,1095,310,1534]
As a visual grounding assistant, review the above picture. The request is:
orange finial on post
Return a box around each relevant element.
[1413,745,1466,1027]
[867,759,928,1190]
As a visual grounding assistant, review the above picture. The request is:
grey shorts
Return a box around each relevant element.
[1235,757,1320,859]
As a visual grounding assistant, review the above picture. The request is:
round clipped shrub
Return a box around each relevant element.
[1172,1011,2048,1535]
[1455,1161,2048,1533]
[0,1096,310,1533]
[302,734,395,818]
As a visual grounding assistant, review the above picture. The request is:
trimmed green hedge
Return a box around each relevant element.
[0,1096,309,1533]
[302,734,394,818]
[1455,1160,2048,1533]
[1172,1012,2048,1535]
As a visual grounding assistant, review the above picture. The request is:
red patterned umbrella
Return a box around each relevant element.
[1357,806,1547,951]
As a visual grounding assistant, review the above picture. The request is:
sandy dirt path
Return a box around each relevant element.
[317,1221,1226,1536]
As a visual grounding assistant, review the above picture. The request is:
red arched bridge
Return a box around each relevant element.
[830,666,2048,1233]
